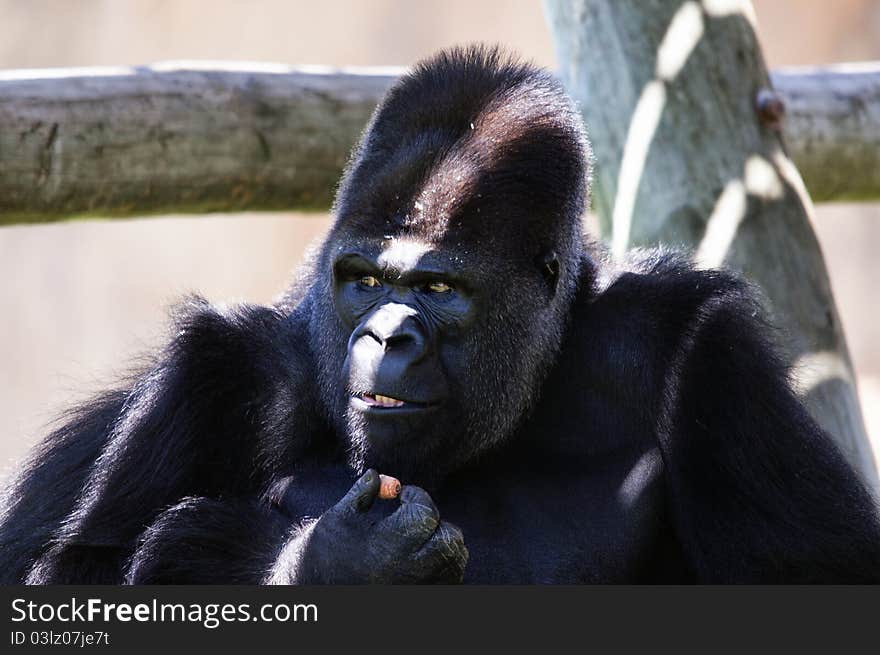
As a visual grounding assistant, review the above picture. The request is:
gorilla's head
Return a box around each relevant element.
[308,46,591,483]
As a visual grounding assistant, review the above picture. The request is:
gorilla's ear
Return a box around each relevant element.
[537,250,560,296]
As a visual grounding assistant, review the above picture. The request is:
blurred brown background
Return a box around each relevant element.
[1,0,879,481]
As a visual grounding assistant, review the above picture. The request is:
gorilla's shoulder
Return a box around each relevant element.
[167,295,288,352]
[161,295,312,389]
[581,244,760,325]
[534,245,773,455]
[168,295,285,335]
[556,245,769,411]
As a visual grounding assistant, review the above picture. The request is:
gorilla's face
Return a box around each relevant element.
[333,238,473,453]
[312,226,573,484]
[306,46,589,483]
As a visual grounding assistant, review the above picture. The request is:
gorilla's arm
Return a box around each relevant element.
[125,473,468,585]
[124,497,292,584]
[658,280,880,582]
[0,392,124,583]
[6,298,309,584]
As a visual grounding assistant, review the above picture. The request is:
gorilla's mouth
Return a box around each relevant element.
[361,393,405,408]
[354,393,430,411]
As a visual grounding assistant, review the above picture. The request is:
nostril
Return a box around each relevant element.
[358,304,429,357]
[364,330,383,346]
[384,332,417,350]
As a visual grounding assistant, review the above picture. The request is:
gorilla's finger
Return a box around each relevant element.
[432,521,467,561]
[378,486,440,548]
[423,555,468,584]
[379,502,439,547]
[411,521,468,581]
[336,469,380,515]
[399,486,440,515]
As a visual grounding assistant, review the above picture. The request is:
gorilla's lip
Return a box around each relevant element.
[351,393,434,412]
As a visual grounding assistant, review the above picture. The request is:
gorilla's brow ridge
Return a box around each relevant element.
[376,238,435,276]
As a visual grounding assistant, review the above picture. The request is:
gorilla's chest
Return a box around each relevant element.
[440,445,666,583]
[275,444,666,584]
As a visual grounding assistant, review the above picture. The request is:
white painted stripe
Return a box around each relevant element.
[611,80,667,260]
[773,148,815,214]
[694,179,747,269]
[744,154,784,199]
[612,2,709,260]
[656,2,705,81]
[792,350,854,396]
[702,0,759,30]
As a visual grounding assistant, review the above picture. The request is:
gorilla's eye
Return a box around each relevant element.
[427,281,453,294]
[359,275,382,288]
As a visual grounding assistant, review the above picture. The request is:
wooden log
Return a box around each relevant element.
[772,63,880,203]
[0,62,398,224]
[0,60,879,225]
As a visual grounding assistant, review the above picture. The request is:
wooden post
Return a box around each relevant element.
[545,0,878,488]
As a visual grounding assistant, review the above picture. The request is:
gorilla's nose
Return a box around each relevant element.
[360,303,428,361]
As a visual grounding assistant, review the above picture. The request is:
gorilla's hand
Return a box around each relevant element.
[294,470,468,584]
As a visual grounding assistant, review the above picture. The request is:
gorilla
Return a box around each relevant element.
[2,46,879,584]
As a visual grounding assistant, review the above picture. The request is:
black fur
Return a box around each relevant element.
[2,46,879,584]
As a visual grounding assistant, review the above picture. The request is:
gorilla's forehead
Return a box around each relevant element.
[376,238,433,272]
[331,234,491,276]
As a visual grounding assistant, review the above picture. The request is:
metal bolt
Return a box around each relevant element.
[756,88,785,130]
